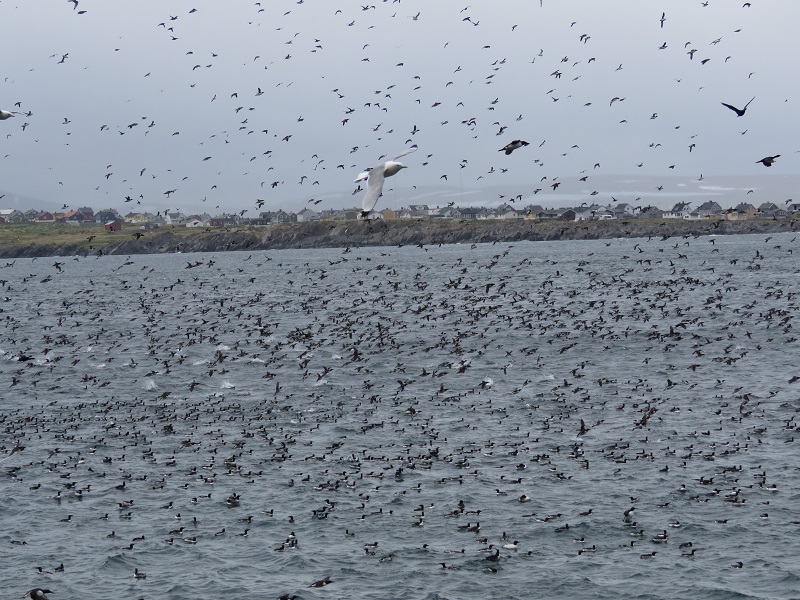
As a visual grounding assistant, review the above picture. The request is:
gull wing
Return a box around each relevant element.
[362,165,386,213]
[388,145,418,162]
[356,146,416,181]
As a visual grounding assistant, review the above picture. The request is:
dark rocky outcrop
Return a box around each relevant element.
[0,218,797,258]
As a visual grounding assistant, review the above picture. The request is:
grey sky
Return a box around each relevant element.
[1,0,798,216]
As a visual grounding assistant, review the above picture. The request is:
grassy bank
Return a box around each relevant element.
[0,223,202,251]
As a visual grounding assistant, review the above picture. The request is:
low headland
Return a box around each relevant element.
[0,217,797,258]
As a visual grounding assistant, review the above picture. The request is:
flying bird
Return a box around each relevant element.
[756,155,780,167]
[0,110,16,120]
[721,97,754,116]
[499,140,529,155]
[354,145,417,219]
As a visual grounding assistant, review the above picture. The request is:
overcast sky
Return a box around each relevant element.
[1,0,798,216]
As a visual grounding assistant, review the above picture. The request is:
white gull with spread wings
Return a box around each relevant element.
[354,145,417,218]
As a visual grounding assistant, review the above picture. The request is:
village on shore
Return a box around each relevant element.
[1,199,798,230]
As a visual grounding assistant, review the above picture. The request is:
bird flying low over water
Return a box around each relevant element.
[721,97,754,117]
[354,145,417,219]
[756,155,780,167]
[499,140,529,154]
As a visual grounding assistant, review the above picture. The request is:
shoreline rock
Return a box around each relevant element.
[0,218,797,258]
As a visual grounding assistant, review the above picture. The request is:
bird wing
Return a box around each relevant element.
[362,165,387,213]
[720,102,740,113]
[388,145,418,161]
[355,146,415,181]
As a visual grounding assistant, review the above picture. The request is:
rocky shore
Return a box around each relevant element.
[1,217,797,258]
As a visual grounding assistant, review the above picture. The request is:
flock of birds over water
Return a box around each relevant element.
[1,1,799,599]
[2,232,800,599]
[0,1,795,217]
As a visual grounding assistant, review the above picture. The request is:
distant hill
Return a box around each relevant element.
[0,189,59,212]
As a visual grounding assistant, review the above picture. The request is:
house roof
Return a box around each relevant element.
[696,201,721,211]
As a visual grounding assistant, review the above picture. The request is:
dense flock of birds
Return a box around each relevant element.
[0,1,792,217]
[2,231,800,598]
[2,1,798,598]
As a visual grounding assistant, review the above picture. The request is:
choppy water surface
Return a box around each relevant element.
[2,233,799,600]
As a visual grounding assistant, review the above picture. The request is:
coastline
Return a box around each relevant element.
[0,217,797,258]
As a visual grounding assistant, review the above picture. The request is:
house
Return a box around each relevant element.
[694,201,723,219]
[104,221,122,232]
[317,209,341,221]
[209,214,240,227]
[0,209,26,223]
[437,207,458,218]
[574,204,606,221]
[664,202,692,219]
[612,203,635,218]
[452,207,483,220]
[64,207,94,223]
[164,211,186,225]
[243,216,271,226]
[493,203,524,219]
[184,214,212,227]
[594,209,616,220]
[94,209,121,224]
[331,208,361,220]
[757,202,787,218]
[638,206,665,219]
[125,212,146,223]
[727,203,756,220]
[271,209,295,223]
[125,212,159,224]
[295,208,320,222]
[33,211,56,223]
[397,205,430,218]
[537,209,564,220]
[522,205,545,219]
[404,204,430,217]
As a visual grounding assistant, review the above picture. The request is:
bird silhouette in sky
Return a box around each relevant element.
[721,97,754,117]
[756,155,780,167]
[499,140,529,155]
